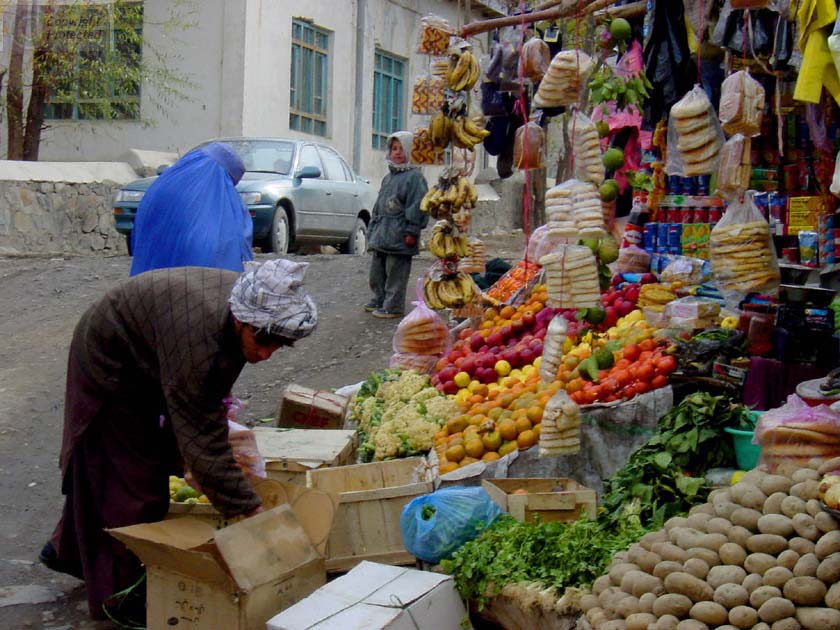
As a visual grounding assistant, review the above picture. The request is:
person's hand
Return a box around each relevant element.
[244,505,264,518]
[404,234,417,247]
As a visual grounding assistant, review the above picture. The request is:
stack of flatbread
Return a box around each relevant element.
[540,244,600,309]
[539,389,581,456]
[572,111,604,185]
[458,238,486,274]
[757,420,840,469]
[716,134,752,200]
[670,86,723,176]
[711,219,780,295]
[545,183,577,236]
[573,181,606,240]
[393,310,448,355]
[545,179,605,240]
[719,70,764,137]
[534,49,594,108]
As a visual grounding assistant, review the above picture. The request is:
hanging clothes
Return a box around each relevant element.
[793,0,840,105]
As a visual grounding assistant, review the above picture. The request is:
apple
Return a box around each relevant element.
[535,328,547,340]
[470,333,484,351]
[454,357,466,369]
[529,338,543,352]
[605,306,618,327]
[486,332,503,347]
[640,273,657,285]
[611,274,622,287]
[461,356,477,375]
[501,348,521,368]
[431,374,441,386]
[519,347,535,366]
[491,345,503,354]
[522,311,536,329]
[478,367,497,384]
[511,318,525,333]
[478,354,496,369]
[442,380,459,395]
[438,366,458,382]
[617,300,635,317]
[479,344,490,354]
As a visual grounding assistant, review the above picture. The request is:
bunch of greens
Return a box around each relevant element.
[441,515,648,611]
[588,66,653,113]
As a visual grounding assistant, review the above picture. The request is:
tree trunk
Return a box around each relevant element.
[23,4,52,161]
[6,1,30,160]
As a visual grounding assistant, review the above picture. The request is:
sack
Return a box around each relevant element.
[756,394,840,469]
[665,85,724,177]
[716,134,752,201]
[400,486,502,564]
[710,191,780,308]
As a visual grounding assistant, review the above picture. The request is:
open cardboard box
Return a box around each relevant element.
[110,479,337,630]
[275,384,350,430]
[253,427,356,484]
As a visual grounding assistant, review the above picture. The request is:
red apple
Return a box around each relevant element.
[438,366,458,382]
[529,338,543,352]
[617,300,635,317]
[502,348,521,368]
[442,380,459,395]
[486,332,503,347]
[522,311,536,329]
[535,328,547,340]
[461,356,477,375]
[454,357,465,369]
[519,347,535,366]
[470,333,484,351]
[499,325,514,340]
[605,306,618,327]
[478,367,497,384]
[479,345,490,354]
[478,354,496,369]
[511,318,525,333]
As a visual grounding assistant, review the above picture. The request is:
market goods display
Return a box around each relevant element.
[458,237,485,274]
[716,133,752,200]
[350,369,458,462]
[430,107,490,151]
[485,259,541,303]
[416,14,454,55]
[572,110,605,186]
[392,301,449,357]
[428,220,468,259]
[616,245,651,274]
[423,271,476,309]
[755,395,840,469]
[410,126,444,165]
[445,48,480,92]
[819,463,840,509]
[539,389,582,456]
[420,172,478,218]
[668,86,724,176]
[169,475,209,504]
[540,245,601,309]
[519,37,550,83]
[513,120,545,169]
[719,70,765,137]
[534,49,595,108]
[411,75,446,115]
[582,460,840,630]
[539,314,569,383]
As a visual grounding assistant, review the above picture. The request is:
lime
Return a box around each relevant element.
[599,179,620,202]
[609,18,632,42]
[175,486,200,502]
[603,148,625,171]
[585,306,607,326]
[596,120,610,138]
[580,237,600,254]
[594,347,614,370]
[597,235,619,264]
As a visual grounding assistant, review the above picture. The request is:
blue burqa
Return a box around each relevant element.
[129,142,253,276]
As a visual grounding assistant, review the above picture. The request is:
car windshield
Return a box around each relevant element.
[198,140,296,175]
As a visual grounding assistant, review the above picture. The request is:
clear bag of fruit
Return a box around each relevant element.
[227,420,266,479]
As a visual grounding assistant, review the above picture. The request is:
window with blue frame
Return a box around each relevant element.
[372,49,405,150]
[290,19,330,137]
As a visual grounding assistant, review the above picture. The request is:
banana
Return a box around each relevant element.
[451,51,480,92]
[462,115,490,141]
[423,278,443,310]
[447,53,470,90]
[450,117,473,149]
[464,53,480,90]
[455,235,469,258]
[430,112,451,148]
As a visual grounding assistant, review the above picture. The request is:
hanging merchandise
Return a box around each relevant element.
[485,38,504,83]
[445,43,481,93]
[719,70,765,137]
[538,389,582,457]
[513,118,545,169]
[411,74,446,115]
[458,237,486,275]
[540,244,601,310]
[832,150,840,197]
[571,109,605,186]
[410,126,445,165]
[666,85,725,177]
[519,36,551,84]
[390,290,451,374]
[716,133,752,200]
[417,14,455,55]
[538,314,568,384]
[643,0,694,125]
[533,49,595,108]
[545,180,578,236]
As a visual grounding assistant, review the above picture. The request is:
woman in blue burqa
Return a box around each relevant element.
[129,142,253,276]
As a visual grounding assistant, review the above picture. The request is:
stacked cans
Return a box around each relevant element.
[818,213,840,265]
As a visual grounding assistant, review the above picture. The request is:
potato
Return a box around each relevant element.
[689,503,716,517]
[653,542,689,563]
[816,530,840,560]
[789,537,816,556]
[729,604,759,628]
[599,620,627,630]
[758,597,796,623]
[732,508,763,531]
[794,606,840,629]
[666,516,690,531]
[752,624,771,630]
[627,547,661,574]
[715,582,750,608]
[687,512,713,532]
[745,552,778,575]
[716,626,741,630]
[699,533,729,551]
[747,534,789,555]
[750,585,783,608]
[653,593,693,618]
[776,461,801,478]
[806,499,822,517]
[793,468,821,483]
[615,594,641,618]
[586,606,606,624]
[676,620,708,630]
[593,574,612,595]
[720,542,748,566]
[717,502,741,520]
[781,496,808,519]
[761,475,794,496]
[683,558,711,580]
[614,551,630,563]
[764,492,787,516]
[640,530,668,551]
[625,612,656,630]
[710,488,733,504]
[815,511,839,534]
[707,517,734,535]
[758,514,795,538]
[819,457,840,475]
[707,564,748,589]
[769,619,802,630]
[732,482,768,510]
[743,469,768,485]
[599,585,626,609]
[817,552,840,582]
[664,572,714,602]
[690,600,728,626]
[742,573,764,594]
[581,592,600,611]
[783,576,827,605]
[762,566,794,588]
[654,560,688,580]
[610,562,641,586]
[792,514,820,541]
[654,614,680,630]
[793,553,819,578]
[777,549,800,571]
[620,570,663,598]
[672,527,707,550]
[730,525,754,548]
[825,582,840,609]
[638,591,656,614]
[686,547,720,568]
[791,480,820,502]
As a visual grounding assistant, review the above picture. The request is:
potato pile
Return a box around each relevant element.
[581,457,840,630]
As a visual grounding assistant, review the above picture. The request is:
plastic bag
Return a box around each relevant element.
[665,85,724,177]
[716,134,752,201]
[519,37,550,83]
[539,389,581,456]
[400,486,502,564]
[539,314,568,382]
[411,75,446,115]
[719,70,765,137]
[540,244,600,309]
[660,256,710,285]
[392,290,450,356]
[534,49,594,108]
[616,244,651,274]
[571,110,604,185]
[664,296,720,320]
[411,126,444,165]
[228,420,266,479]
[755,394,840,469]
[417,14,454,55]
[513,120,545,169]
[710,191,780,308]
[526,224,566,261]
[459,237,486,274]
[831,150,840,198]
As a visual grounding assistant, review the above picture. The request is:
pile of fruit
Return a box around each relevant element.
[169,476,209,504]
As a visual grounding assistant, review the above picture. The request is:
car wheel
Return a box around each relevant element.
[271,206,291,254]
[125,234,133,256]
[341,217,367,255]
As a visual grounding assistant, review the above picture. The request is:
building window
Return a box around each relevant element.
[43,2,142,121]
[372,49,405,150]
[290,19,329,137]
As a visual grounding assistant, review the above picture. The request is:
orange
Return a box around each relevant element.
[472,383,489,398]
[514,417,532,434]
[499,440,518,457]
[447,416,468,435]
[464,439,485,458]
[461,456,480,467]
[526,406,543,423]
[468,394,484,406]
[517,429,538,448]
[445,444,466,462]
[482,451,501,462]
[439,461,459,474]
[484,307,500,320]
[500,305,516,319]
[532,422,541,437]
[464,425,480,438]
[468,413,486,426]
[498,418,517,441]
[434,430,448,441]
[488,407,504,422]
[447,433,464,446]
[482,430,502,451]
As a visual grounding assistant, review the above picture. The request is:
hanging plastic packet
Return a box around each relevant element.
[534,49,594,108]
[519,36,551,83]
[716,134,752,201]
[416,14,455,55]
[539,389,581,456]
[390,282,450,374]
[514,118,545,169]
[411,74,446,115]
[410,126,444,165]
[539,314,568,383]
[571,109,605,185]
[665,85,725,177]
[719,70,765,137]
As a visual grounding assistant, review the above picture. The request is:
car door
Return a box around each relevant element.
[291,143,330,237]
[316,145,358,236]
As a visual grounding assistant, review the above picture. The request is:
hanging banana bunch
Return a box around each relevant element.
[428,220,469,259]
[445,49,480,92]
[419,173,479,219]
[423,272,476,310]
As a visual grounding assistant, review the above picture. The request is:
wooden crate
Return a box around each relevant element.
[253,427,356,485]
[306,457,434,572]
[482,478,596,524]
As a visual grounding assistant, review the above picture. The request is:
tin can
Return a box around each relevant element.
[668,245,682,256]
[677,207,691,224]
[781,247,799,264]
[657,222,669,246]
[681,177,695,195]
[695,175,711,196]
[643,223,658,251]
[667,223,683,248]
[693,206,709,224]
[708,206,723,223]
[668,175,681,194]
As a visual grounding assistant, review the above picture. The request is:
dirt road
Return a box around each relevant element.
[0,233,524,628]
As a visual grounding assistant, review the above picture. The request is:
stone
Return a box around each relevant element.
[97,213,112,234]
[39,182,53,193]
[81,207,98,233]
[48,193,65,212]
[53,182,66,193]
[89,232,105,250]
[14,211,34,233]
[18,187,34,206]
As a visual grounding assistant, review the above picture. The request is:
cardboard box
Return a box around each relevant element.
[266,561,467,630]
[275,384,350,430]
[712,360,749,386]
[482,478,597,524]
[253,427,356,485]
[306,457,435,572]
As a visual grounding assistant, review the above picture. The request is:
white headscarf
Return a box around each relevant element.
[386,131,416,172]
[229,259,318,339]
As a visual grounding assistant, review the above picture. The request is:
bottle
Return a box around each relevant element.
[621,195,650,248]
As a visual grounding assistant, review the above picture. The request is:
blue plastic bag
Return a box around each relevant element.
[400,486,502,564]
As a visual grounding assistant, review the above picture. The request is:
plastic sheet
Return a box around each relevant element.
[400,486,502,564]
[755,394,840,469]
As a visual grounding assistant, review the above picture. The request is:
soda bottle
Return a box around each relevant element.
[621,195,649,248]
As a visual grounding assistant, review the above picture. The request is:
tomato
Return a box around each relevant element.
[566,378,584,394]
[639,338,657,352]
[614,369,632,387]
[635,381,652,394]
[622,384,639,399]
[614,358,632,370]
[635,362,655,382]
[569,390,585,404]
[598,369,610,381]
[651,374,668,389]
[581,388,599,404]
[656,355,677,376]
[638,350,655,363]
[601,378,619,394]
[622,344,641,362]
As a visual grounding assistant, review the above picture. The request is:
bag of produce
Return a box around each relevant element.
[519,36,550,83]
[400,486,502,564]
[718,70,764,137]
[513,120,545,169]
[755,394,840,469]
[710,191,780,308]
[716,133,752,201]
[665,85,724,177]
[391,286,450,373]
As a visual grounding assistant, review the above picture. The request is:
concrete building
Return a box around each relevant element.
[12,0,506,181]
